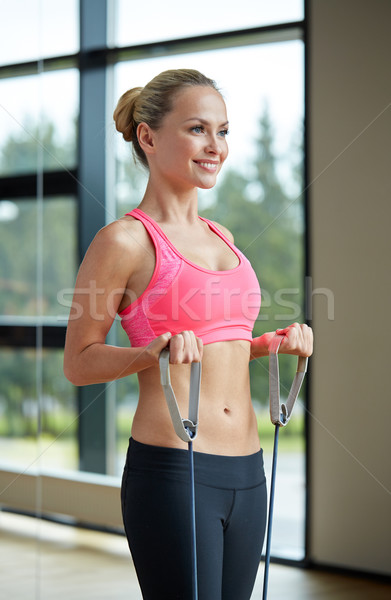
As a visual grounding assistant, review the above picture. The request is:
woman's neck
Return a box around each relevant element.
[138,179,199,225]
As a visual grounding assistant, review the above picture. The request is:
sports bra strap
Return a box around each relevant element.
[159,348,201,443]
[269,334,308,426]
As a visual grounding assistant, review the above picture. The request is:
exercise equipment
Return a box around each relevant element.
[159,348,201,600]
[262,334,308,600]
[159,334,308,600]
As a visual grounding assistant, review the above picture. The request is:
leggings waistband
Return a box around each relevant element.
[125,438,266,490]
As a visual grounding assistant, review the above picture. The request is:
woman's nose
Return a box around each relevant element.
[205,136,221,154]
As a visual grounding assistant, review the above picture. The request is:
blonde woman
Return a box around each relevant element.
[64,69,313,600]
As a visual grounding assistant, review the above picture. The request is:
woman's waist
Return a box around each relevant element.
[131,396,260,456]
[124,437,265,489]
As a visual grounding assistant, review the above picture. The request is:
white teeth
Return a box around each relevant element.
[198,162,217,169]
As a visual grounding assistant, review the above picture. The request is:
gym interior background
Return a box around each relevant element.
[0,0,390,596]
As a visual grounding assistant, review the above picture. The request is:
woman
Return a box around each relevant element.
[64,69,313,600]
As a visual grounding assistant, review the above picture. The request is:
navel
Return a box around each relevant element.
[223,406,231,415]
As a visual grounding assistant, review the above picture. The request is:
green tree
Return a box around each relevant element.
[0,118,75,175]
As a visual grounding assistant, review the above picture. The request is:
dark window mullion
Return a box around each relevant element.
[77,0,108,475]
[0,170,78,199]
[0,325,66,348]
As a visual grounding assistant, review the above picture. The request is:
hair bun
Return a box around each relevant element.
[113,87,143,142]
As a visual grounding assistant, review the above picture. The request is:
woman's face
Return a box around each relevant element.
[149,85,229,191]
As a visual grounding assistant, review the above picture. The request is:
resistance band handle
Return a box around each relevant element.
[159,347,201,443]
[269,334,308,427]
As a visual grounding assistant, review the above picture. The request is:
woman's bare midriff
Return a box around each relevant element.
[131,340,261,456]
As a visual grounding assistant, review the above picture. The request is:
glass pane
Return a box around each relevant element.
[111,40,305,559]
[115,0,303,46]
[40,349,78,471]
[0,348,77,472]
[0,197,77,318]
[0,69,78,176]
[0,0,79,65]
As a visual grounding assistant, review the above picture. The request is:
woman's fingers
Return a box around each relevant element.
[145,331,203,365]
[145,332,172,362]
[276,323,313,357]
[196,335,204,361]
[169,331,203,364]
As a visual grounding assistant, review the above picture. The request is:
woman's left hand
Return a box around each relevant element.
[275,323,313,357]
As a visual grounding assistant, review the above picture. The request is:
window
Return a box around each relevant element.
[0,347,77,472]
[0,3,79,482]
[0,0,79,66]
[115,0,303,46]
[0,70,78,176]
[0,0,307,562]
[0,197,77,317]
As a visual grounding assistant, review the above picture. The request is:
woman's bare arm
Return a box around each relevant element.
[63,220,170,386]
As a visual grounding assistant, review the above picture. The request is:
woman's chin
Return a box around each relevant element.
[197,179,218,190]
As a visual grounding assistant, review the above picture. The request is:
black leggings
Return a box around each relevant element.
[121,438,267,600]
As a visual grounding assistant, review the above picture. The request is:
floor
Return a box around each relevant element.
[0,512,390,600]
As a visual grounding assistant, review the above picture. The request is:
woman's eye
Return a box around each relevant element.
[191,125,229,137]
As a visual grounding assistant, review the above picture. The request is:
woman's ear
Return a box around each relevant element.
[137,122,156,156]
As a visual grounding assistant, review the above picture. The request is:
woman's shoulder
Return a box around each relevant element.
[83,215,152,269]
[94,215,150,250]
[209,219,235,243]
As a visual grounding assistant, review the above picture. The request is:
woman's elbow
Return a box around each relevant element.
[63,356,85,387]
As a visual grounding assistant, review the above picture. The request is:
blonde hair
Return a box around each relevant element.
[113,69,220,168]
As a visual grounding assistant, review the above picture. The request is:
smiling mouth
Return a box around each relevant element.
[194,161,219,171]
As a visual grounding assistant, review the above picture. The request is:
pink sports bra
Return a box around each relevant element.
[119,208,261,346]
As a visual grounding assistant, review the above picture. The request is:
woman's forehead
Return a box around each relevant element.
[170,86,228,122]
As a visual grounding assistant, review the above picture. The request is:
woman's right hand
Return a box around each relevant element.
[146,330,203,365]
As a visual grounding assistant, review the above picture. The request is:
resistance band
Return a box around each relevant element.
[262,334,308,600]
[159,348,201,600]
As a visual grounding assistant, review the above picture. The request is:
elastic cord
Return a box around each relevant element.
[187,438,198,600]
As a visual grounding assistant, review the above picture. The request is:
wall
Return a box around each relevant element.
[308,0,391,575]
